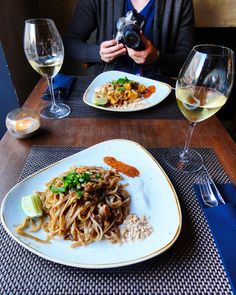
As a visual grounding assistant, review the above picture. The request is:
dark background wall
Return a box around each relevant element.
[0,0,77,106]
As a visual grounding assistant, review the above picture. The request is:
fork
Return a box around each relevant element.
[203,168,225,205]
[198,173,219,207]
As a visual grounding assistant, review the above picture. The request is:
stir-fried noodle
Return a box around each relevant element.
[16,166,130,247]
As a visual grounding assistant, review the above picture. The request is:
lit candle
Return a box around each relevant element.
[6,108,40,139]
[15,118,38,133]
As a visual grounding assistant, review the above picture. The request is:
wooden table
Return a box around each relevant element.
[0,78,236,202]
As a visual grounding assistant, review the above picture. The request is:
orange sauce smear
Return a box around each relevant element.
[143,85,156,98]
[103,156,140,178]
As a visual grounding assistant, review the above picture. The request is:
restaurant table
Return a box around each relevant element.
[0,76,236,294]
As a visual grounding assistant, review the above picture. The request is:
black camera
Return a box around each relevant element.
[115,10,145,51]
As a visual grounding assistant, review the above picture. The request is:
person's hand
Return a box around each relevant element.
[100,40,126,63]
[126,33,159,64]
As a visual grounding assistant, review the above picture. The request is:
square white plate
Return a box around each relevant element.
[1,139,181,268]
[83,71,172,112]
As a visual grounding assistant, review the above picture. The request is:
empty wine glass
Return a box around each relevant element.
[164,44,234,173]
[24,18,71,119]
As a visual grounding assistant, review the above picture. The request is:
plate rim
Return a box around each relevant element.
[83,70,172,112]
[0,139,182,268]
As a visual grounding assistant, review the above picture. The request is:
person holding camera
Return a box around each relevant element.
[63,0,194,80]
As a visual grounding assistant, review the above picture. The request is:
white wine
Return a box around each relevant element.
[176,86,227,122]
[29,56,62,78]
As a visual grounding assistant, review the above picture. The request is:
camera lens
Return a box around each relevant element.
[123,24,141,49]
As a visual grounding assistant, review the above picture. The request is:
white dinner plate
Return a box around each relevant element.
[1,139,181,268]
[83,71,172,112]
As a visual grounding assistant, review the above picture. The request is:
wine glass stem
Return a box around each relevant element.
[47,77,59,112]
[180,121,196,162]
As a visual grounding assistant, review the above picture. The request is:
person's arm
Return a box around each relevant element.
[155,0,195,76]
[63,0,101,64]
[63,0,126,65]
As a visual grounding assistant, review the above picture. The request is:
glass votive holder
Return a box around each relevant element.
[6,108,40,139]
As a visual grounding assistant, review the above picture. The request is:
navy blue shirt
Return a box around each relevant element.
[115,0,155,76]
[126,0,155,44]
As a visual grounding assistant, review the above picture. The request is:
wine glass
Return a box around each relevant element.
[24,18,71,119]
[164,44,234,173]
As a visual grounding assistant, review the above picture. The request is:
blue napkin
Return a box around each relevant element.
[42,74,76,100]
[194,182,236,294]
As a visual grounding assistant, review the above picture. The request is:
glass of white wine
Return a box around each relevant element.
[164,44,234,173]
[24,18,71,119]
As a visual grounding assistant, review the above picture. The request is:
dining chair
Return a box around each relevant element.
[0,41,19,139]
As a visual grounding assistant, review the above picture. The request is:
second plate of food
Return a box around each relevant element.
[83,71,172,112]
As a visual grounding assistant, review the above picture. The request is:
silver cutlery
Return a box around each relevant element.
[203,168,225,205]
[198,173,219,207]
[198,169,225,207]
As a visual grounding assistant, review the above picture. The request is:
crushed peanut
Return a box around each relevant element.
[121,214,153,242]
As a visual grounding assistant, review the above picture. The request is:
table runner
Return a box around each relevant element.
[0,146,232,294]
[58,77,183,119]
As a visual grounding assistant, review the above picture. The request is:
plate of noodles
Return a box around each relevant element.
[83,71,171,112]
[1,139,181,268]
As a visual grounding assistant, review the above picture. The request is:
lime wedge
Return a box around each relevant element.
[92,96,108,106]
[21,194,43,218]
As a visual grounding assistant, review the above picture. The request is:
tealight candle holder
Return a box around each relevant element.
[6,108,40,139]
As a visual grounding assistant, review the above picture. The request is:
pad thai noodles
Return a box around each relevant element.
[16,165,130,247]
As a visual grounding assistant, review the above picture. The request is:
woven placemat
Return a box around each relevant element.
[0,146,232,294]
[56,77,183,119]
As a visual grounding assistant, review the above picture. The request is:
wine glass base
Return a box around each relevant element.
[40,103,71,119]
[164,148,204,173]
